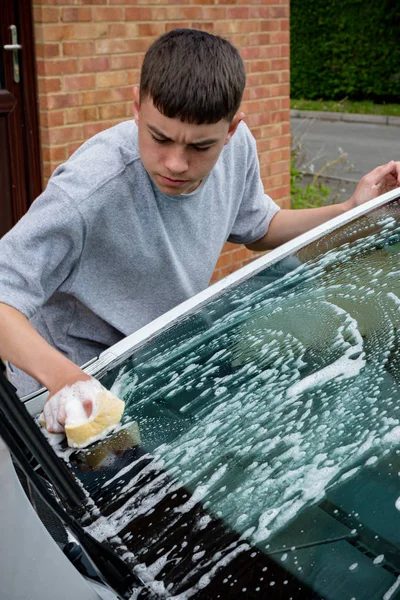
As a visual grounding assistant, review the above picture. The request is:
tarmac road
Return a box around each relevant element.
[291,117,400,179]
[290,116,400,201]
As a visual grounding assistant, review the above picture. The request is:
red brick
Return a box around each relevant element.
[227,7,249,19]
[35,43,61,59]
[271,161,289,175]
[245,113,271,127]
[111,55,141,70]
[280,44,290,57]
[260,124,284,139]
[83,107,99,121]
[232,247,252,262]
[39,109,64,128]
[78,56,110,73]
[35,25,74,42]
[240,47,260,60]
[92,7,124,21]
[41,78,63,95]
[191,21,214,33]
[68,142,84,156]
[248,86,271,100]
[137,23,166,37]
[270,84,290,98]
[271,6,289,18]
[64,74,96,91]
[81,88,112,105]
[215,253,233,268]
[249,6,271,18]
[269,31,289,45]
[202,7,227,19]
[48,125,83,144]
[125,7,152,20]
[61,7,92,22]
[35,0,74,5]
[259,20,280,34]
[37,58,77,76]
[270,135,290,150]
[42,145,67,163]
[107,23,138,38]
[98,103,129,120]
[280,19,290,32]
[62,41,94,56]
[280,70,290,83]
[75,0,107,5]
[43,92,81,110]
[256,138,271,153]
[127,70,140,85]
[83,122,113,139]
[95,38,148,55]
[65,107,85,124]
[42,163,54,181]
[259,45,281,58]
[260,163,271,178]
[34,6,60,23]
[110,86,135,102]
[96,71,128,88]
[271,58,289,71]
[222,241,236,253]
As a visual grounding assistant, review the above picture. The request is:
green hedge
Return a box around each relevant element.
[291,0,400,102]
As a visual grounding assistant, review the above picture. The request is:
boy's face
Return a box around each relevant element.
[133,88,243,195]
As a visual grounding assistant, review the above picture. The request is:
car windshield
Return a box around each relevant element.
[56,197,400,599]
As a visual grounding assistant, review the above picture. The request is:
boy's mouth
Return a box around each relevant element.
[158,174,190,187]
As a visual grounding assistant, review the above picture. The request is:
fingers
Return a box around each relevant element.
[43,396,65,433]
[363,161,394,185]
[41,378,101,434]
[82,398,93,418]
[366,160,400,187]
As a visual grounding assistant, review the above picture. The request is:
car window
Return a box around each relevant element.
[61,197,400,599]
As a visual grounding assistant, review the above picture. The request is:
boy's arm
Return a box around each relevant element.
[0,303,91,398]
[247,161,400,251]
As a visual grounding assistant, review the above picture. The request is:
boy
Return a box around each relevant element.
[0,29,399,431]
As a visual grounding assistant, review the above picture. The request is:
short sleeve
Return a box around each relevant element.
[228,130,280,245]
[0,182,85,318]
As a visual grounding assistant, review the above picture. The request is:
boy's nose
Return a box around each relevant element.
[164,147,188,175]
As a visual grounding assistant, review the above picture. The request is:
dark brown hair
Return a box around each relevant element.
[140,29,246,124]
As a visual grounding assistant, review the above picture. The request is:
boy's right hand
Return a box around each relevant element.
[43,374,94,433]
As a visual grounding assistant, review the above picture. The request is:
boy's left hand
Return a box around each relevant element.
[345,161,400,210]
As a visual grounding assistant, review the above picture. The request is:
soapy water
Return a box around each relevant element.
[81,210,400,597]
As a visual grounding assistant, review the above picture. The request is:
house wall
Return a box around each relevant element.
[32,1,290,281]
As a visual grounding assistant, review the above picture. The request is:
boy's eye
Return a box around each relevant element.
[192,145,211,152]
[151,134,211,152]
[152,135,168,144]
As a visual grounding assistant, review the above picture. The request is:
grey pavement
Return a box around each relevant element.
[291,109,400,128]
[290,111,400,201]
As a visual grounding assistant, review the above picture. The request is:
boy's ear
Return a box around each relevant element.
[224,111,245,145]
[133,86,140,125]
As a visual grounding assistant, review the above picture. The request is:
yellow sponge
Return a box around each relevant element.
[39,384,125,449]
[65,390,125,448]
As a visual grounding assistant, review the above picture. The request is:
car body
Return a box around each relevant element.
[2,187,400,599]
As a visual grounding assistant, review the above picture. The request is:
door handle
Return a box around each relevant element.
[3,25,22,83]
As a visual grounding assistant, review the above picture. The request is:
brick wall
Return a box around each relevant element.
[32,1,290,281]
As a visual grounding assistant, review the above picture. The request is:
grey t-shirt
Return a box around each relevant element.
[0,120,280,395]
